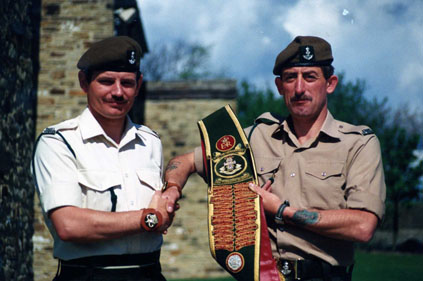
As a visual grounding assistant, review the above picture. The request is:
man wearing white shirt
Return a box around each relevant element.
[32,36,174,281]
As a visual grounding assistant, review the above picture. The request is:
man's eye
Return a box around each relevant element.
[122,81,136,87]
[98,79,114,85]
[283,75,296,82]
[304,75,317,81]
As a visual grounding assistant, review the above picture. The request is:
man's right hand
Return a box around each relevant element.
[148,190,172,233]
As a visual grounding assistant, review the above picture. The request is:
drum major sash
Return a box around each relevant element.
[197,105,281,281]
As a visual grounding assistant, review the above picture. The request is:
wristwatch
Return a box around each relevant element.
[162,181,182,197]
[141,208,163,232]
[275,200,290,225]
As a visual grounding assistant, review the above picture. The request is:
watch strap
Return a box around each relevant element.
[141,208,162,232]
[275,200,290,225]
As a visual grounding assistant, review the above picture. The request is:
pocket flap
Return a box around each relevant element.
[255,156,282,175]
[305,162,343,180]
[77,169,121,192]
[136,169,162,191]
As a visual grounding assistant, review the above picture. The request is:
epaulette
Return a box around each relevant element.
[137,125,160,139]
[37,123,77,158]
[361,128,374,136]
[248,112,285,142]
[42,127,56,135]
[254,112,284,125]
[337,122,375,136]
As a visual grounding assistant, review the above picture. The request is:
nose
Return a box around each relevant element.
[295,76,305,95]
[111,82,123,97]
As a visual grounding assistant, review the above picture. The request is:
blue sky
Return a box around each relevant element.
[137,0,423,114]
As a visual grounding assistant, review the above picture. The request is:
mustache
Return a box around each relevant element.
[290,95,312,102]
[105,96,127,103]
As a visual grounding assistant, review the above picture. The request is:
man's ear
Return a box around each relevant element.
[78,71,89,93]
[275,77,284,96]
[326,75,338,95]
[135,73,143,97]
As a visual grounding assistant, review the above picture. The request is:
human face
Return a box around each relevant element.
[275,66,337,122]
[79,71,142,121]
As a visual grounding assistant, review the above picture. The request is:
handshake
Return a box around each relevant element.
[142,184,181,233]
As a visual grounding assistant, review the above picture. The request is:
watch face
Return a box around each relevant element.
[145,213,159,229]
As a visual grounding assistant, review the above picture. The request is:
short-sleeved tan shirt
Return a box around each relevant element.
[194,111,386,266]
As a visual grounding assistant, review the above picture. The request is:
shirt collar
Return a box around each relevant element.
[79,108,106,140]
[79,108,138,145]
[272,111,341,141]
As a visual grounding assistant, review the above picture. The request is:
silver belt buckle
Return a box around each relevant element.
[281,261,292,276]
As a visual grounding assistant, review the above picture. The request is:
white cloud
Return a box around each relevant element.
[137,0,423,111]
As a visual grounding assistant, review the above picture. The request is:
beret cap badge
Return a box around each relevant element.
[300,46,314,61]
[128,50,136,65]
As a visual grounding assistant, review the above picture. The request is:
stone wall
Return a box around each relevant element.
[1,1,40,280]
[33,80,237,280]
[37,0,113,133]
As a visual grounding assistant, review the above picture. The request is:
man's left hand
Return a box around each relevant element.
[249,181,281,215]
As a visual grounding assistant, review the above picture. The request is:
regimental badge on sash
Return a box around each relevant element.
[197,105,281,281]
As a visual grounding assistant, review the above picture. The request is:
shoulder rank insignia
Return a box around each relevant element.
[362,128,374,136]
[42,127,56,134]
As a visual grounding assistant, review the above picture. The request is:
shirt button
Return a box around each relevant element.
[125,173,129,178]
[130,201,134,206]
[290,172,296,177]
[321,172,327,177]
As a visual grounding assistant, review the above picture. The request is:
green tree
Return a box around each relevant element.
[141,40,227,81]
[237,80,288,127]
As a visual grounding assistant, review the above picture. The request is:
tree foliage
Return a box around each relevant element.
[237,80,288,127]
[141,40,226,81]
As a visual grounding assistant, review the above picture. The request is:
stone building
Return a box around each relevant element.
[33,0,237,280]
[1,1,41,280]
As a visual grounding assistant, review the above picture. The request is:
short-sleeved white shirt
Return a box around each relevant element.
[32,108,164,260]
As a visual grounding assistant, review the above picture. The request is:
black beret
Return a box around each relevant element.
[273,36,333,75]
[77,36,142,72]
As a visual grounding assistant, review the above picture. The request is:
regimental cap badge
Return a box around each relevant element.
[128,50,136,65]
[300,45,314,62]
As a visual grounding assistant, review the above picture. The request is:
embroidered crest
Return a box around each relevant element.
[219,156,242,175]
[300,45,314,61]
[226,252,245,273]
[216,135,236,152]
[215,154,247,179]
[128,50,136,64]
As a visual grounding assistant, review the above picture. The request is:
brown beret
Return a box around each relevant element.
[273,36,333,75]
[77,36,142,72]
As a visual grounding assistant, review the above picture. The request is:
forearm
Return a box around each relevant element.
[283,207,378,243]
[164,152,196,189]
[50,206,144,243]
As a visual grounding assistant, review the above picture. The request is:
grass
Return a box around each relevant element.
[169,251,423,281]
[353,250,423,281]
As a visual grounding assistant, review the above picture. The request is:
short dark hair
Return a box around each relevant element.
[321,65,335,80]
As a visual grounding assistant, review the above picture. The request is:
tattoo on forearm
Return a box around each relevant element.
[291,210,320,225]
[166,161,181,171]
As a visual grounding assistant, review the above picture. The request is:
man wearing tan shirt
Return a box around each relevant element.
[163,36,386,281]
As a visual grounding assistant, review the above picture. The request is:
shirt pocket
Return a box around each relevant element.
[302,161,346,209]
[77,169,121,210]
[255,156,282,185]
[136,169,163,191]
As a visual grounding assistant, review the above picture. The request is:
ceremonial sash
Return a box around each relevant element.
[197,105,281,281]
